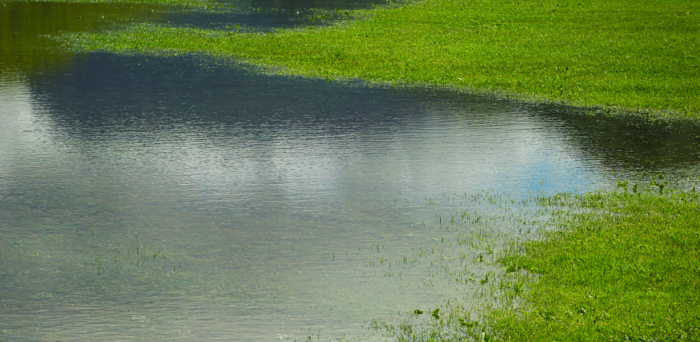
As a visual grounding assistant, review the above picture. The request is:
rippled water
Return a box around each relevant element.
[1,2,699,341]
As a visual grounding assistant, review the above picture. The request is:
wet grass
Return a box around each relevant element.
[59,0,700,120]
[364,179,700,341]
[366,191,549,341]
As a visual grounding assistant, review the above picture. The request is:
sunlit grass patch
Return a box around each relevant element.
[490,180,700,341]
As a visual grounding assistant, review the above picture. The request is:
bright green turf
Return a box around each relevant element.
[493,183,700,341]
[61,0,700,119]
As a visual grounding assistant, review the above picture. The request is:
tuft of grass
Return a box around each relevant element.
[60,0,700,120]
[491,183,700,341]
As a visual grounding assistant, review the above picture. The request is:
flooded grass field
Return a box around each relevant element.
[1,1,699,340]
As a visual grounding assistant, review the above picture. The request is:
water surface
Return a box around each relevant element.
[1,2,699,341]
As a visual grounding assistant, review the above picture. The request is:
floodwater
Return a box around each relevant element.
[1,1,699,341]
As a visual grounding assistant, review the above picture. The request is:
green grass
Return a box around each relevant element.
[491,182,700,341]
[60,0,700,120]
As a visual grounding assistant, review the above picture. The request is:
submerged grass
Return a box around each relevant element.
[485,181,700,341]
[363,180,700,341]
[60,0,700,119]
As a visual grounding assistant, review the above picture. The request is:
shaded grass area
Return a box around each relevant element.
[492,182,700,341]
[61,0,700,119]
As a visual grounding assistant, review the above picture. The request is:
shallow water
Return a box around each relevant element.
[1,2,699,341]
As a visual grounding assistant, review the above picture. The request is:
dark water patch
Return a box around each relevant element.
[161,0,404,31]
[163,9,308,30]
[526,102,700,174]
[231,0,397,10]
[164,0,398,29]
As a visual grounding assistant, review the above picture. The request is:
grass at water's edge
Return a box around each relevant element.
[58,0,700,120]
[485,182,700,341]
